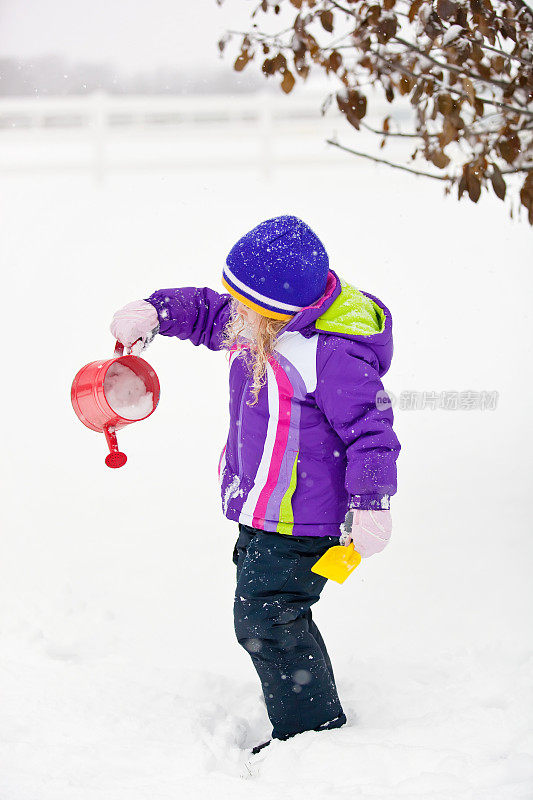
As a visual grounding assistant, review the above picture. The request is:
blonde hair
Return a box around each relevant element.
[222,301,289,405]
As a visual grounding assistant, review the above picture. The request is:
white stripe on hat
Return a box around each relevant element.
[223,263,303,313]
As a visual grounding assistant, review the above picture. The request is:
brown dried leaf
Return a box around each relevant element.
[440,117,458,146]
[458,170,468,199]
[337,90,367,120]
[436,0,456,20]
[437,93,454,115]
[431,150,451,169]
[281,70,296,94]
[234,51,251,72]
[519,173,533,225]
[490,164,506,200]
[399,76,413,95]
[452,39,472,64]
[491,55,505,73]
[498,134,520,165]
[457,6,468,26]
[463,77,476,105]
[474,97,484,116]
[353,93,367,120]
[305,33,320,59]
[467,170,481,202]
[478,63,491,80]
[411,81,425,106]
[320,10,334,32]
[376,15,398,43]
[272,53,287,72]
[329,51,343,72]
[408,0,423,22]
[471,43,483,62]
[425,11,443,38]
[366,4,381,23]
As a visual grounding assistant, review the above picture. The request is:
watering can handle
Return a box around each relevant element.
[114,339,142,357]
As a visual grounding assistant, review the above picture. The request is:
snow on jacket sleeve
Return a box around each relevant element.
[315,338,400,509]
[144,287,232,351]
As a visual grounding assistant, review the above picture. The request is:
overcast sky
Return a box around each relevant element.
[0,0,255,71]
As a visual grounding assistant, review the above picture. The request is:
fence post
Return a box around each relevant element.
[258,90,273,180]
[91,91,107,184]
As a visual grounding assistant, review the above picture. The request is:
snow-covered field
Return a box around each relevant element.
[1,117,532,799]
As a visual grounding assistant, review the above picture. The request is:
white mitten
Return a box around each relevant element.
[340,509,392,558]
[110,300,159,353]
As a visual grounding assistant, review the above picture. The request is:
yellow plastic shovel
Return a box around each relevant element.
[311,543,362,584]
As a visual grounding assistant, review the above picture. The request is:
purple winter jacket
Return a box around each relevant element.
[146,270,400,537]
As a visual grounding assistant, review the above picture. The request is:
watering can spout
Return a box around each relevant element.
[103,425,128,469]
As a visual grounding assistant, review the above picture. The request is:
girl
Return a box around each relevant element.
[110,215,400,754]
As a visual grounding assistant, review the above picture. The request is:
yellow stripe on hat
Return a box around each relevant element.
[221,276,293,321]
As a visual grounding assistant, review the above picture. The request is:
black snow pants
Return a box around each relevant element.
[233,523,346,740]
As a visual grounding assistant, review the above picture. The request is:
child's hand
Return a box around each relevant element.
[110,300,159,352]
[340,509,392,557]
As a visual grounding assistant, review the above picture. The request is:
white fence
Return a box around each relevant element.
[0,91,334,129]
[0,91,352,179]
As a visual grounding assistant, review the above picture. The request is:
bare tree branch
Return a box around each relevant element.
[360,121,421,138]
[482,42,533,67]
[501,163,533,172]
[326,138,450,179]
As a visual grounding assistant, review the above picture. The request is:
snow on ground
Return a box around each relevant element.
[1,120,532,799]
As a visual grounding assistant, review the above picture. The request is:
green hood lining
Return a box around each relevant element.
[315,280,385,337]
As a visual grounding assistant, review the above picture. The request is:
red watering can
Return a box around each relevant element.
[71,341,160,468]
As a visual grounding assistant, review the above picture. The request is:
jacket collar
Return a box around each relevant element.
[282,270,341,334]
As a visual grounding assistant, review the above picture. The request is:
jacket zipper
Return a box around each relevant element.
[236,376,248,476]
